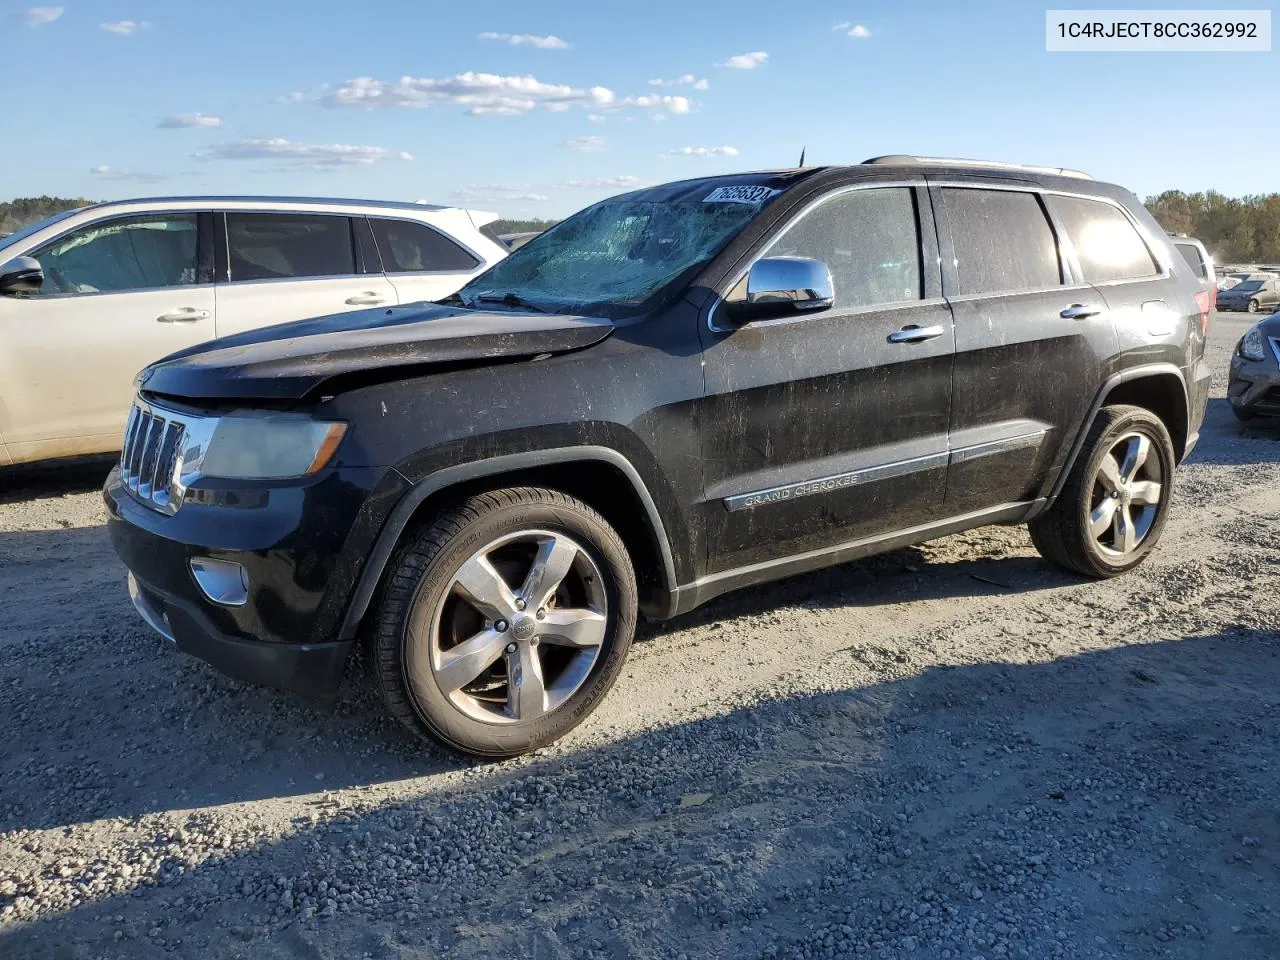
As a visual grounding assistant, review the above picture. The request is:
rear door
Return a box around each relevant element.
[367,215,487,304]
[0,211,214,459]
[699,182,954,574]
[214,212,399,338]
[933,182,1119,515]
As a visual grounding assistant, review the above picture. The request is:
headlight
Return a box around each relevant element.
[198,414,348,479]
[1240,325,1267,361]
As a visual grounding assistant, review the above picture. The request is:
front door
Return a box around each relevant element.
[699,184,954,574]
[0,212,214,460]
[215,212,399,338]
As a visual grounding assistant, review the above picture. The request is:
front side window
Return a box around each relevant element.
[457,195,769,317]
[1048,195,1159,283]
[765,187,922,309]
[30,215,198,295]
[226,214,355,282]
[943,188,1061,296]
[370,218,479,273]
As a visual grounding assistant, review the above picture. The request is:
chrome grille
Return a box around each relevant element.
[120,402,188,512]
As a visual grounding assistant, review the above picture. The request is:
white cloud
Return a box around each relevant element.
[848,24,871,38]
[562,135,606,152]
[195,138,391,170]
[555,176,652,189]
[398,151,414,161]
[22,6,62,25]
[648,74,709,91]
[614,93,691,115]
[665,145,740,157]
[478,32,570,50]
[451,183,549,203]
[587,114,606,123]
[833,21,851,30]
[717,51,768,70]
[100,20,151,34]
[89,165,167,184]
[157,113,222,129]
[319,73,614,116]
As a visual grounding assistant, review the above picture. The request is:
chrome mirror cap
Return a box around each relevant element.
[727,257,834,325]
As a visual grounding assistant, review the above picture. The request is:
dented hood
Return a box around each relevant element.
[139,303,614,401]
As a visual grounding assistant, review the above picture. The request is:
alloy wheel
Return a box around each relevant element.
[413,529,609,725]
[1087,431,1165,558]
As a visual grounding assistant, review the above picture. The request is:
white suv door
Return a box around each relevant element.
[365,215,487,304]
[0,212,215,461]
[214,212,399,338]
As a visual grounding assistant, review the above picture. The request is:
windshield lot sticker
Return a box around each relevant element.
[703,185,780,205]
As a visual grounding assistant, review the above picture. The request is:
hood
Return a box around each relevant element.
[1251,312,1280,335]
[139,302,614,402]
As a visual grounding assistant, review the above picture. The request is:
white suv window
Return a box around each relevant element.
[30,215,198,295]
[226,213,355,282]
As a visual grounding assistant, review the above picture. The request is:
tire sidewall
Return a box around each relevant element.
[1075,410,1176,575]
[398,497,637,757]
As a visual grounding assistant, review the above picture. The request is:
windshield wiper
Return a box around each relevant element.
[471,292,549,314]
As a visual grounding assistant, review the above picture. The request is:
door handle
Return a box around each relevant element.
[887,324,945,344]
[345,292,388,306]
[156,308,210,323]
[1060,303,1105,320]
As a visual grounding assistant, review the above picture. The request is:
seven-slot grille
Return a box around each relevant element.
[120,403,186,511]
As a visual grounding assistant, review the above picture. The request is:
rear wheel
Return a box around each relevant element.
[371,487,637,757]
[1029,405,1176,578]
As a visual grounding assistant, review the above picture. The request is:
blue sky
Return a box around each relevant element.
[2,0,1276,217]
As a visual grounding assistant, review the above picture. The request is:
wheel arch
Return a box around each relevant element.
[1045,364,1190,508]
[338,447,680,641]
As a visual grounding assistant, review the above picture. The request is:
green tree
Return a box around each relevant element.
[0,196,94,234]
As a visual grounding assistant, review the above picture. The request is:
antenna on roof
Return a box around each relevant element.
[797,147,806,168]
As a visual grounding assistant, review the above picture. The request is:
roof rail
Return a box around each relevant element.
[862,155,1093,180]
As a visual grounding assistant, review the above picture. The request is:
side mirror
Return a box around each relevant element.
[0,256,43,296]
[724,256,834,325]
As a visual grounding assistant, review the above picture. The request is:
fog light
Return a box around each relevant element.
[190,558,249,606]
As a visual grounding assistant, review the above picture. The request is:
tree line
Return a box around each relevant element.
[6,195,1279,263]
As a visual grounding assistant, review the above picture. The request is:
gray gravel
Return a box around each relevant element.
[1,315,1278,959]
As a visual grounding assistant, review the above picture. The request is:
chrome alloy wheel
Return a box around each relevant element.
[1088,431,1165,558]
[410,529,609,725]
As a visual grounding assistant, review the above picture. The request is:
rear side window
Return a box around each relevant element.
[767,187,922,309]
[942,188,1061,296]
[1047,195,1159,283]
[226,213,355,282]
[1175,242,1207,279]
[370,218,479,273]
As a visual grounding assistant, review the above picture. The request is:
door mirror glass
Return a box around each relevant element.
[726,257,834,324]
[0,256,44,296]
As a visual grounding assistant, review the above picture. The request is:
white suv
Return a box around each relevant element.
[0,196,507,466]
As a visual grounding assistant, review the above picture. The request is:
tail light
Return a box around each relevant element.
[1194,290,1211,337]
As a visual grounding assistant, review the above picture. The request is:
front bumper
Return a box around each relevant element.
[105,462,409,701]
[1228,351,1280,417]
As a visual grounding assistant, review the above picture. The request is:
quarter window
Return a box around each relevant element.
[369,218,479,273]
[766,187,923,310]
[1047,195,1159,283]
[942,189,1061,296]
[226,214,355,282]
[1174,242,1207,280]
[31,215,198,295]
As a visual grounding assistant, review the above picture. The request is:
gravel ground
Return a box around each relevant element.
[1,316,1278,960]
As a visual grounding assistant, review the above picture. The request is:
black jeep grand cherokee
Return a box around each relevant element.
[107,157,1212,757]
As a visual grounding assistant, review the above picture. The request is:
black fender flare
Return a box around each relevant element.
[1043,362,1190,509]
[337,446,679,639]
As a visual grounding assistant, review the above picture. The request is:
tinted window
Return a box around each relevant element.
[767,187,922,309]
[1048,195,1158,283]
[370,218,479,273]
[226,214,355,282]
[1175,242,1207,279]
[943,189,1061,295]
[31,215,198,295]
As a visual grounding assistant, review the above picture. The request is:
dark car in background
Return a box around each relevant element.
[105,156,1212,757]
[1217,274,1280,313]
[1229,314,1280,420]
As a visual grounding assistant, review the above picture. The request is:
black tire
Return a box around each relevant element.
[1232,405,1255,422]
[1028,405,1176,578]
[371,486,637,758]
[1248,299,1260,314]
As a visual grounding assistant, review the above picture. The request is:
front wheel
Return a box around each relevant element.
[1029,405,1176,578]
[371,487,637,757]
[1248,299,1260,313]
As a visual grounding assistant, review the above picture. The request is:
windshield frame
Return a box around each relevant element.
[0,208,86,259]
